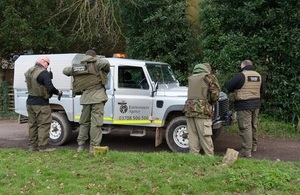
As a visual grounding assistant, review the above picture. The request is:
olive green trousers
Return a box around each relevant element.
[26,104,52,149]
[77,103,104,148]
[237,109,259,156]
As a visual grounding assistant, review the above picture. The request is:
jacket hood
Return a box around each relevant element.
[193,63,209,74]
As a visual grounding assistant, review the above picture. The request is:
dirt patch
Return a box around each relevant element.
[0,120,299,162]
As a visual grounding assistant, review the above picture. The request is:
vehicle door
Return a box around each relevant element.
[113,65,153,125]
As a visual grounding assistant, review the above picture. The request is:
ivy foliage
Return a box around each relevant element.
[199,0,300,123]
[120,0,201,85]
[0,81,10,115]
[0,0,71,57]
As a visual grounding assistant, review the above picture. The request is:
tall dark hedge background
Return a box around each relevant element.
[121,0,300,125]
[0,0,299,125]
[199,0,300,124]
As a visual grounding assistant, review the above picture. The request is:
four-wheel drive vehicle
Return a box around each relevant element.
[14,53,231,153]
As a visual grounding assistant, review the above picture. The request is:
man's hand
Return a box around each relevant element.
[58,90,63,101]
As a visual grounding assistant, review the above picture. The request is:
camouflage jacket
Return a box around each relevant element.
[183,71,220,119]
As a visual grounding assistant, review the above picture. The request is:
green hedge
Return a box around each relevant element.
[120,0,299,125]
[0,80,10,115]
[120,0,201,85]
[199,0,300,124]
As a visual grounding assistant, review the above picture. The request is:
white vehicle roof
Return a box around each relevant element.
[14,53,84,90]
[14,53,169,90]
[105,57,169,67]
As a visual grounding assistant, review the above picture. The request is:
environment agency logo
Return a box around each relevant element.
[119,104,128,114]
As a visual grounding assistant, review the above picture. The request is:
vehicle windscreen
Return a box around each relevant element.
[146,63,177,84]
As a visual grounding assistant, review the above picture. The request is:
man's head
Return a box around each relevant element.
[241,59,253,69]
[37,56,50,68]
[85,49,97,57]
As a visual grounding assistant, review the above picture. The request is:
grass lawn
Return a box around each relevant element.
[1,148,299,194]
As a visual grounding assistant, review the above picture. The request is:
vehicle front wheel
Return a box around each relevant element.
[165,116,189,153]
[48,112,72,146]
[165,116,223,153]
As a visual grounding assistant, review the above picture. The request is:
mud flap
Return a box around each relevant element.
[155,127,163,147]
[18,115,28,124]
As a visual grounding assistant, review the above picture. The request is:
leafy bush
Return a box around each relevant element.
[0,80,10,115]
[120,0,201,83]
[199,0,300,124]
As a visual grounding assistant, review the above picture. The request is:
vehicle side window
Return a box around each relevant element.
[118,66,149,89]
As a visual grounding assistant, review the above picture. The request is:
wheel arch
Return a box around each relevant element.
[162,105,185,127]
[50,103,65,112]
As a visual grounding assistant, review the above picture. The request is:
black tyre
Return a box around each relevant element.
[165,116,223,153]
[212,127,223,140]
[48,112,72,145]
[165,116,189,153]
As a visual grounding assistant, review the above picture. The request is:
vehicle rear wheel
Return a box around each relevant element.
[165,116,189,153]
[48,112,72,146]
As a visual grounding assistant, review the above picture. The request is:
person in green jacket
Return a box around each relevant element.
[63,50,110,153]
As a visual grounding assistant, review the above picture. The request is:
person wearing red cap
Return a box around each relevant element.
[24,56,62,152]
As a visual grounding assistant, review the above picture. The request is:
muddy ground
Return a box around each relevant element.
[0,120,299,162]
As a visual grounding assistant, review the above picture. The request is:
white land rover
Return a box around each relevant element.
[14,53,231,153]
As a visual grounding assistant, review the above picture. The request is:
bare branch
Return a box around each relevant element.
[51,0,125,51]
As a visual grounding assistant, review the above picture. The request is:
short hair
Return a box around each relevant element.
[85,50,97,57]
[37,56,50,64]
[242,60,253,66]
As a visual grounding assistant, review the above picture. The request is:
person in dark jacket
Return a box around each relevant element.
[225,59,264,158]
[25,56,62,152]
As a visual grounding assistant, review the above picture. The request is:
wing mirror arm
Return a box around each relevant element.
[151,81,158,97]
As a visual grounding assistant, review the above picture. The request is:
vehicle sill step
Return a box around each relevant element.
[102,127,111,134]
[130,129,146,137]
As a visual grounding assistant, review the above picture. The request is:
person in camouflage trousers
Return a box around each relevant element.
[183,63,220,156]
